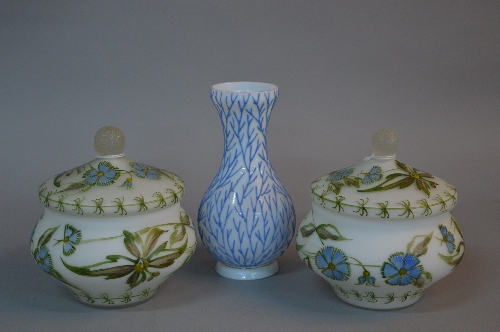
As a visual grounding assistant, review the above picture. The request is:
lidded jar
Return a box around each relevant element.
[30,126,196,308]
[296,129,464,310]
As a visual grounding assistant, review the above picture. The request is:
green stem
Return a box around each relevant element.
[80,234,123,244]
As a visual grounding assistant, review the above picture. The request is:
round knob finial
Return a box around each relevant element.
[371,129,398,157]
[94,126,125,157]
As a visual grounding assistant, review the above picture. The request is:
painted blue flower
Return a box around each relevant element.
[84,161,119,186]
[315,246,350,281]
[55,225,81,256]
[357,270,376,286]
[34,246,52,274]
[381,252,422,286]
[120,176,133,190]
[439,225,455,253]
[361,166,382,184]
[131,163,160,179]
[328,167,354,181]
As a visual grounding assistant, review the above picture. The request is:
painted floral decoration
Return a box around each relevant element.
[34,246,52,274]
[55,225,82,256]
[439,225,455,253]
[315,246,350,281]
[327,167,354,181]
[361,166,382,184]
[381,252,422,286]
[62,227,187,289]
[359,160,438,196]
[83,161,120,186]
[357,270,376,286]
[131,163,160,179]
[120,177,133,190]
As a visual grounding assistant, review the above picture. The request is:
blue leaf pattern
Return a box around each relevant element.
[198,88,295,268]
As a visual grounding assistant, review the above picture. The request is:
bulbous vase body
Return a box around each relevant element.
[198,82,295,279]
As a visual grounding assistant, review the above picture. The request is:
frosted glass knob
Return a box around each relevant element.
[94,126,125,157]
[371,129,398,157]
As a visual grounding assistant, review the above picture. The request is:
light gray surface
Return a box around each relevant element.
[1,1,499,331]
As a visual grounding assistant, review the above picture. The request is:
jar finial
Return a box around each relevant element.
[94,126,125,157]
[371,129,398,157]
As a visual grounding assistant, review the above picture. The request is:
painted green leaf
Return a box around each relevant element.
[385,173,406,181]
[105,255,135,264]
[328,182,344,195]
[62,259,135,280]
[147,271,160,281]
[123,231,141,258]
[149,243,186,269]
[438,251,464,267]
[148,255,177,269]
[358,160,438,197]
[135,230,144,244]
[127,270,146,288]
[53,172,65,187]
[170,224,186,245]
[146,241,168,260]
[144,228,166,257]
[416,180,431,196]
[181,212,190,225]
[58,182,89,193]
[344,177,360,188]
[139,227,151,234]
[416,276,425,288]
[411,232,433,257]
[368,177,415,193]
[37,226,60,248]
[299,223,315,238]
[316,224,351,241]
[396,160,412,172]
[316,227,339,241]
[91,266,137,280]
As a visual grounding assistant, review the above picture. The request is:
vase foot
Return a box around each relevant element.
[215,261,279,280]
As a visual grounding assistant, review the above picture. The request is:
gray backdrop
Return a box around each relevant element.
[1,1,499,331]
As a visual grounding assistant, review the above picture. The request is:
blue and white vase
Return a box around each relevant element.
[198,82,296,280]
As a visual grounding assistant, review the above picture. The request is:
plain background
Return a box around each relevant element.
[1,1,499,331]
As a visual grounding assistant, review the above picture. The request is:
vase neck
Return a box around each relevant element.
[211,90,278,133]
[211,90,278,167]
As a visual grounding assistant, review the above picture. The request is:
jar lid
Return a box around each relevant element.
[38,126,184,217]
[311,129,457,219]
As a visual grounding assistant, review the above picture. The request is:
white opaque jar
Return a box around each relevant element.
[30,126,196,308]
[296,129,464,310]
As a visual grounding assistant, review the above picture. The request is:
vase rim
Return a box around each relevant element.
[211,82,278,93]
